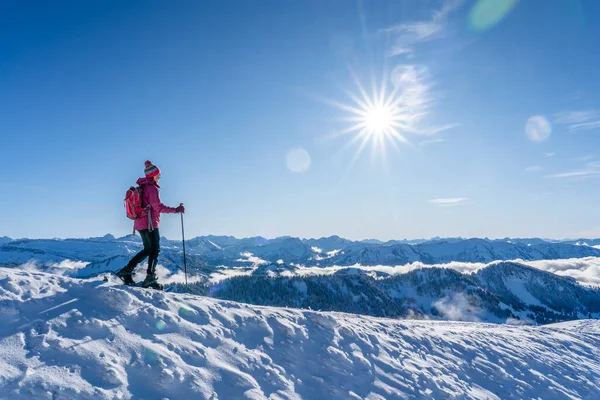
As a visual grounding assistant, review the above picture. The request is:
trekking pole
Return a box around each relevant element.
[180,203,188,285]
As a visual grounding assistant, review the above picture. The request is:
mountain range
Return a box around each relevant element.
[2,234,600,277]
[175,261,600,325]
[3,234,600,325]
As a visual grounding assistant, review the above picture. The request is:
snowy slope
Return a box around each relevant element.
[1,267,600,400]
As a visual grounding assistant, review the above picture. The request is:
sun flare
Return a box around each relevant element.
[364,105,395,135]
[322,67,421,165]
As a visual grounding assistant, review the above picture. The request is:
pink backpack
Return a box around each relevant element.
[124,186,146,220]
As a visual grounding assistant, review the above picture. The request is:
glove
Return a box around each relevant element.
[176,205,185,213]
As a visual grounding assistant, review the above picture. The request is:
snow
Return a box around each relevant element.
[236,252,269,266]
[503,278,544,307]
[207,240,222,250]
[327,249,341,257]
[1,267,599,399]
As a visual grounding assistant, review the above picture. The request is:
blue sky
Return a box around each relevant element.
[2,0,600,240]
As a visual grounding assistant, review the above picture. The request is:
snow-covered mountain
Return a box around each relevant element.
[4,235,600,275]
[303,235,354,252]
[475,262,600,322]
[200,261,600,325]
[3,235,600,325]
[1,267,599,399]
[331,238,600,266]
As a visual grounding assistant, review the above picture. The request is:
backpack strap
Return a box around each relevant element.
[134,185,146,236]
[140,184,154,232]
[139,185,146,209]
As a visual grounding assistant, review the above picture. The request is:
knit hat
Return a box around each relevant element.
[144,160,161,178]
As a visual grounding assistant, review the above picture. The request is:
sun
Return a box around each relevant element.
[316,64,451,166]
[364,105,395,135]
[321,68,413,164]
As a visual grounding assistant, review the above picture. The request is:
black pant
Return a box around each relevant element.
[124,229,160,276]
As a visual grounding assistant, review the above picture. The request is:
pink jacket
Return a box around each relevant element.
[134,177,178,231]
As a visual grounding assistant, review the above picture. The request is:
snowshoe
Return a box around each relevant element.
[113,269,136,286]
[141,274,163,290]
[144,282,163,290]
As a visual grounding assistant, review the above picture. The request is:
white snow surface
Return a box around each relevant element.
[1,267,600,400]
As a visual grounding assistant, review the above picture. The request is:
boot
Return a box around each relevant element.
[116,268,136,286]
[141,274,162,290]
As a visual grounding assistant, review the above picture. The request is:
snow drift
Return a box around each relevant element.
[1,267,599,399]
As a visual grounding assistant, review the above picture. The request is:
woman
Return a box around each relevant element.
[117,160,184,289]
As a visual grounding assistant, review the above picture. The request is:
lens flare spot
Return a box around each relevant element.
[178,307,193,317]
[525,116,551,142]
[144,348,159,364]
[469,0,518,32]
[286,147,311,173]
[156,320,166,331]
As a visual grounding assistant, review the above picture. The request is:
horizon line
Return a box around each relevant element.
[1,233,598,243]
